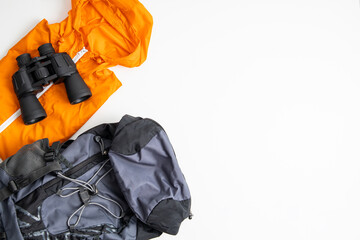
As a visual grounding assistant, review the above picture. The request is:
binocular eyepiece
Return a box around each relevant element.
[12,43,92,125]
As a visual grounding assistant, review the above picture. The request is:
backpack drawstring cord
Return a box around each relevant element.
[56,159,124,229]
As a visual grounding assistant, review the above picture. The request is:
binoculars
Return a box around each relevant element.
[12,43,92,125]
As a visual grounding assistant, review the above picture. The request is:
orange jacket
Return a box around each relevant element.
[0,0,152,160]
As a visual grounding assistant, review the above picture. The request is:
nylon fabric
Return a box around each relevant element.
[41,162,127,235]
[109,130,191,223]
[61,132,112,168]
[0,139,63,202]
[0,220,5,239]
[0,0,153,160]
[0,198,23,240]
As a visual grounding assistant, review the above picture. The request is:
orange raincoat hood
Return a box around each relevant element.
[0,0,153,160]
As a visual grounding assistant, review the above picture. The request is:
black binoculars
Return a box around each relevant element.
[12,43,92,125]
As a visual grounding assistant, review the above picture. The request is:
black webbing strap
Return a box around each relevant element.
[0,161,62,202]
[0,188,12,203]
[0,232,6,240]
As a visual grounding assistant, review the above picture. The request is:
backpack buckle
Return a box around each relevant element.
[44,151,56,162]
[8,181,18,193]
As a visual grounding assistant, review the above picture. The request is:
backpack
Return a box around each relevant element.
[0,115,191,240]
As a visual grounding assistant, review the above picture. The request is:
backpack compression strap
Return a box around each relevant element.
[0,161,62,201]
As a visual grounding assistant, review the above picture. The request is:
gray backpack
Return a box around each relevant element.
[0,115,191,240]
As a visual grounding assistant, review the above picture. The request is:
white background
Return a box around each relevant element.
[1,0,360,239]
